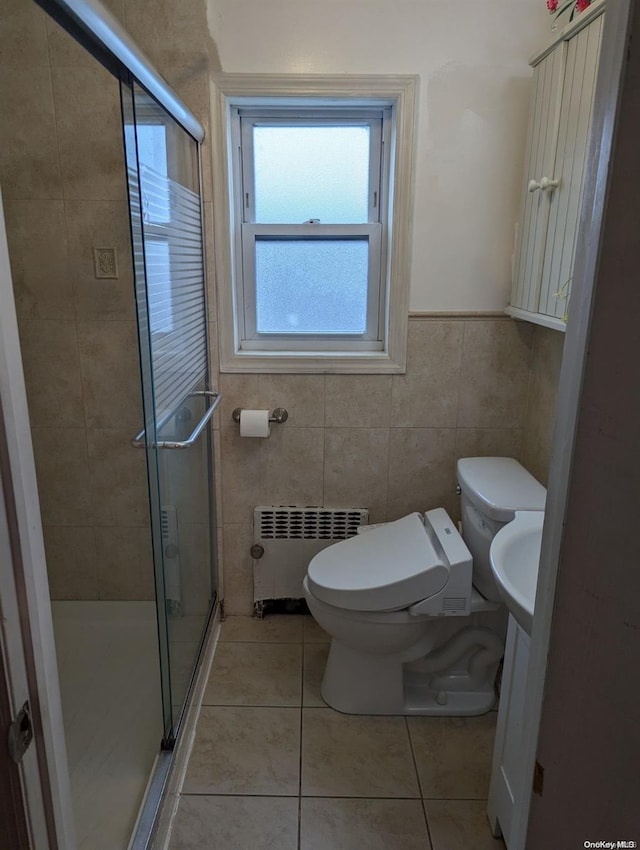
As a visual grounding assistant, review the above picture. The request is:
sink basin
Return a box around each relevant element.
[490,510,544,635]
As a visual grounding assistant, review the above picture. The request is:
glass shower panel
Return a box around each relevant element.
[122,79,218,741]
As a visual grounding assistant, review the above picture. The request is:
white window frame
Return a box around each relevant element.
[210,75,418,373]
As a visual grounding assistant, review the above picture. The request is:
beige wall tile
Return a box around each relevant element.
[219,427,260,525]
[183,705,300,794]
[387,428,457,520]
[208,321,220,383]
[217,373,259,426]
[77,320,143,429]
[95,526,154,599]
[325,375,391,428]
[458,320,534,428]
[392,371,461,428]
[222,523,253,615]
[18,320,84,428]
[124,0,213,69]
[300,798,432,850]
[391,319,465,428]
[86,429,149,526]
[178,522,213,616]
[521,325,564,486]
[31,427,93,526]
[43,526,99,600]
[159,419,211,524]
[0,68,62,199]
[455,428,523,461]
[51,66,126,201]
[45,0,125,67]
[66,200,135,321]
[259,427,324,506]
[405,319,465,374]
[169,795,298,850]
[258,374,325,428]
[324,428,389,522]
[0,0,49,68]
[4,200,72,319]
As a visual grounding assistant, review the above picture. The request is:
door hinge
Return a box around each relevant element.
[8,701,33,764]
[533,759,544,796]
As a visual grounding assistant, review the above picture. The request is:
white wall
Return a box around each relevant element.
[206,0,552,311]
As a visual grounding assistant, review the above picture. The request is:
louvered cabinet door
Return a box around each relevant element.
[511,45,564,315]
[538,12,604,321]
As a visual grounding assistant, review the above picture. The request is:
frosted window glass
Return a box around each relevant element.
[253,126,370,224]
[255,239,368,334]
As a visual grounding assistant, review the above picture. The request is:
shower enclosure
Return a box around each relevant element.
[0,0,218,846]
[122,78,219,741]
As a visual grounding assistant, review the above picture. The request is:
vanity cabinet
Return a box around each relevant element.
[507,1,605,330]
[487,614,531,846]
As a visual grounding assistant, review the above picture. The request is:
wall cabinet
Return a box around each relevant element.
[507,1,605,330]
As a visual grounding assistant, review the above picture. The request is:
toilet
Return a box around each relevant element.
[303,457,546,716]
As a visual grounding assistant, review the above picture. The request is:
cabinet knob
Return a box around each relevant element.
[529,177,559,193]
[540,176,560,191]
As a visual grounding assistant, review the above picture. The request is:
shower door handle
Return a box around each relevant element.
[131,391,221,449]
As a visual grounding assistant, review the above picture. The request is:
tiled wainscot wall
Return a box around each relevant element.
[215,317,565,615]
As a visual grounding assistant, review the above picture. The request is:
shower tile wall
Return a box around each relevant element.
[521,325,565,486]
[217,316,550,615]
[0,0,216,603]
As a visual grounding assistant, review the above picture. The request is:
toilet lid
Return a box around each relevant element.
[306,512,449,612]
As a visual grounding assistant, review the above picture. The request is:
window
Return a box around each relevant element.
[211,76,418,372]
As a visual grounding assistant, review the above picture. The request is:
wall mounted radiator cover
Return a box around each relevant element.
[253,506,369,606]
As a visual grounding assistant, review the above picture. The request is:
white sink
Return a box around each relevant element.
[490,510,545,635]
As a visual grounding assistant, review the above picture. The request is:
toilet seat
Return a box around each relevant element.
[306,512,449,612]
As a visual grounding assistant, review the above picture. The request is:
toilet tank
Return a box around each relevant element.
[456,457,546,602]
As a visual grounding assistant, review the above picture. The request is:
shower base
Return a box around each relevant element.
[51,601,163,850]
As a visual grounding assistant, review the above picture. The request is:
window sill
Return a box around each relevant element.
[219,348,406,374]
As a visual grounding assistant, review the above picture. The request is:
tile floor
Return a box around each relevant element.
[167,614,507,850]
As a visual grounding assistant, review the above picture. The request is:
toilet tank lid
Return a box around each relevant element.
[456,457,546,522]
[306,512,450,612]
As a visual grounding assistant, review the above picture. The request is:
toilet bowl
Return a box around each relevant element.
[303,457,546,716]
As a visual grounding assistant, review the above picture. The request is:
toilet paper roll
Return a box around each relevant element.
[239,409,271,438]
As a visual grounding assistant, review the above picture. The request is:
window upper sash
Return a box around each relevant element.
[237,110,385,227]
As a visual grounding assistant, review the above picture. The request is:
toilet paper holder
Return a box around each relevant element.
[232,407,289,425]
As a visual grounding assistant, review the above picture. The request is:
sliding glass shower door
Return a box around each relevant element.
[121,79,218,743]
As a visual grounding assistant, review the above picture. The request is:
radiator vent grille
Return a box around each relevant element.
[258,508,368,540]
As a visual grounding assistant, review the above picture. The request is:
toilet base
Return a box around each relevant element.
[321,636,499,716]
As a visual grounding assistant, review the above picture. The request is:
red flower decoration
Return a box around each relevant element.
[546,0,559,10]
[575,0,591,10]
